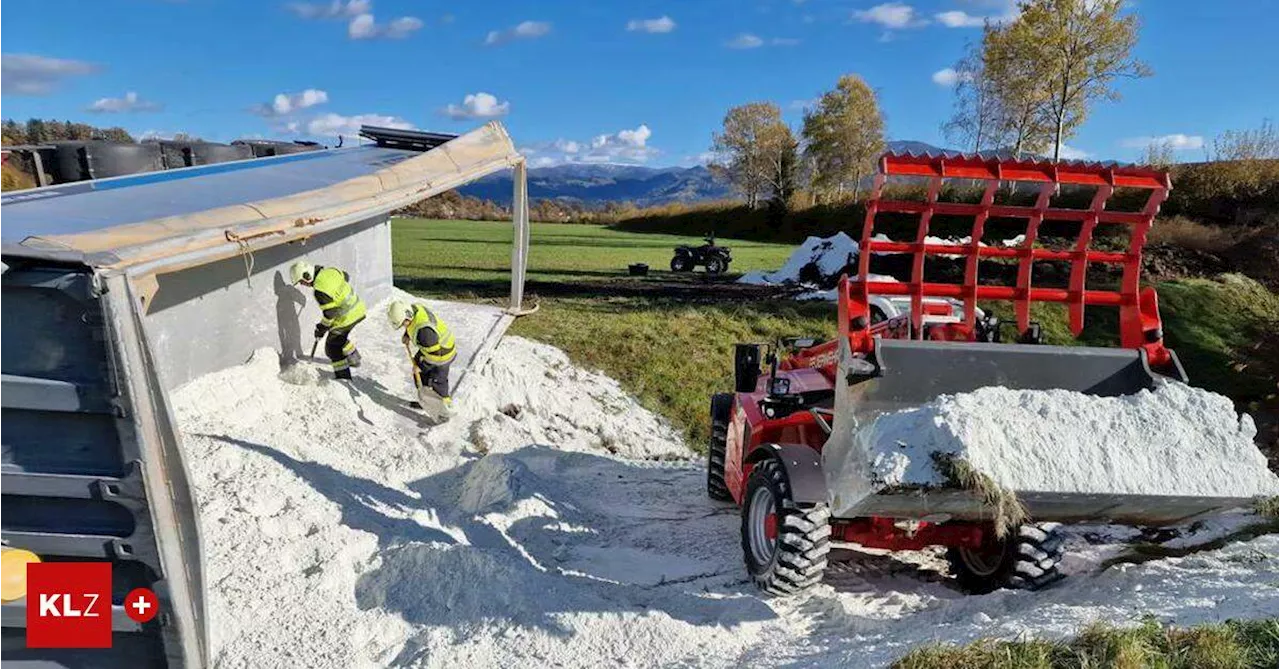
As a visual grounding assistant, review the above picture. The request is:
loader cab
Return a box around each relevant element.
[734,340,832,421]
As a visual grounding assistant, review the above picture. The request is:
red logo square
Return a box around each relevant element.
[26,562,112,648]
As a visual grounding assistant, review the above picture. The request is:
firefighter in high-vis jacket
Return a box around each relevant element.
[387,299,456,407]
[290,259,367,379]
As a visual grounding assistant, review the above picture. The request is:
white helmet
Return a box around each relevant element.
[289,260,315,285]
[387,300,414,329]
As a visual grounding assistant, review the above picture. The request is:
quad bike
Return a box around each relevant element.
[671,234,732,275]
[708,153,1254,596]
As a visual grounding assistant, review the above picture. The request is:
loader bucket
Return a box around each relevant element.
[847,337,1185,421]
[822,337,1231,527]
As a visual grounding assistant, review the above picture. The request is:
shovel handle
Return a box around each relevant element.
[404,339,423,388]
[310,337,321,359]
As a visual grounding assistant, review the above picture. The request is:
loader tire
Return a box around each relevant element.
[706,393,734,502]
[742,458,830,596]
[947,522,1065,594]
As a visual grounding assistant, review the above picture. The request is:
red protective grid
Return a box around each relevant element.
[844,153,1171,365]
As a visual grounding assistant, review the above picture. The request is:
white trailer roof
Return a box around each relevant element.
[1,122,523,270]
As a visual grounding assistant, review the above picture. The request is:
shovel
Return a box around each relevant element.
[404,340,450,423]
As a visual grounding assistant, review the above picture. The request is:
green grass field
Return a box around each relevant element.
[392,217,794,294]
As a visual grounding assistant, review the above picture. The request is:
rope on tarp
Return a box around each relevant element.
[224,228,286,289]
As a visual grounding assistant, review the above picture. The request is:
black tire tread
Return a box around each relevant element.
[706,393,734,501]
[947,521,1066,594]
[742,458,831,596]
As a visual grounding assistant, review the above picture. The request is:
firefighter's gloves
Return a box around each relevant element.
[315,323,330,339]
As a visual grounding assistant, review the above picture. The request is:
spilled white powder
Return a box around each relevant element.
[864,382,1276,497]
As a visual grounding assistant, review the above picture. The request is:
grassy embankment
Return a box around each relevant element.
[894,618,1278,669]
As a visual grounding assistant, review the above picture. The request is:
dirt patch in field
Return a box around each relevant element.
[1142,243,1231,283]
[1220,224,1280,291]
[397,271,802,303]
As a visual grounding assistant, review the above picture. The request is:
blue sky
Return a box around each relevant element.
[2,0,1276,166]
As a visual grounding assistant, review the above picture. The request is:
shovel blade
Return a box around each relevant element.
[416,386,451,423]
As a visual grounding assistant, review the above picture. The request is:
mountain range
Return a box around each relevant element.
[458,140,955,207]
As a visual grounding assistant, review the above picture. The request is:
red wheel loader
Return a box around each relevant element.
[708,153,1254,596]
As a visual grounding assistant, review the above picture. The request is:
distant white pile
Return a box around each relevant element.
[859,382,1277,497]
[738,232,862,286]
[738,231,1030,290]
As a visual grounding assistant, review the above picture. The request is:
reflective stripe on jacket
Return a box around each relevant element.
[407,304,456,365]
[312,266,366,329]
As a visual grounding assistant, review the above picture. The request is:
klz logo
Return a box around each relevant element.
[27,562,112,648]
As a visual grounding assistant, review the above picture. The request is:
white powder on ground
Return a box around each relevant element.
[170,294,1278,668]
[863,382,1277,497]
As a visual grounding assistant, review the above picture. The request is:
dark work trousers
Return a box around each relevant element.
[325,318,363,379]
[416,358,452,398]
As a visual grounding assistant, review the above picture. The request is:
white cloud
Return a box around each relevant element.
[725,34,800,49]
[287,2,419,39]
[348,13,377,38]
[484,20,552,46]
[306,112,413,138]
[442,92,511,120]
[87,91,163,113]
[626,16,676,33]
[852,3,926,29]
[931,67,972,86]
[935,1,1020,27]
[682,151,719,166]
[935,10,985,27]
[2,54,98,95]
[287,0,370,20]
[1057,144,1090,160]
[522,124,658,165]
[615,124,652,147]
[1120,134,1205,150]
[726,33,764,49]
[255,89,329,116]
[386,17,424,37]
[349,13,423,39]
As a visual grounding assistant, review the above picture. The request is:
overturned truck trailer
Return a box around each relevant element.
[0,123,529,668]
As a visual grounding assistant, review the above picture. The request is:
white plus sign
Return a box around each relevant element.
[132,597,151,615]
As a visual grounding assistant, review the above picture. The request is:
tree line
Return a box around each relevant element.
[944,0,1147,160]
[711,73,886,224]
[2,118,137,145]
[710,0,1155,221]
